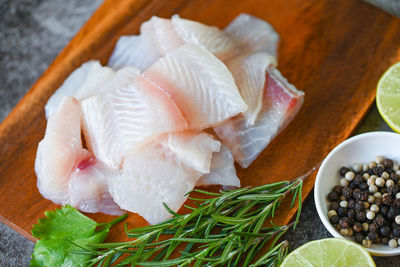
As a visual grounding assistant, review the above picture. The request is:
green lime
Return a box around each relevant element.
[376,62,400,133]
[280,238,375,267]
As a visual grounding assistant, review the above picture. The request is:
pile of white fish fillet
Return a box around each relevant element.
[35,14,304,224]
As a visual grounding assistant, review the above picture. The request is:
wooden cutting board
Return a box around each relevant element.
[1,0,400,243]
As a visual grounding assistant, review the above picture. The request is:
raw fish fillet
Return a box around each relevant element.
[197,145,240,187]
[81,71,188,169]
[214,67,304,168]
[171,15,237,60]
[143,44,247,129]
[35,96,122,215]
[108,16,184,71]
[106,132,220,224]
[45,61,115,118]
[224,13,280,57]
[225,52,276,126]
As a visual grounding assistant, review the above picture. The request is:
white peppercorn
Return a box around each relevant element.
[340,228,350,236]
[389,239,398,248]
[352,163,362,173]
[396,192,400,199]
[363,173,370,181]
[366,211,376,220]
[375,177,385,187]
[370,204,379,213]
[340,178,349,187]
[340,200,348,208]
[367,177,375,186]
[375,156,384,164]
[394,163,399,172]
[363,202,370,209]
[339,195,346,201]
[362,222,369,232]
[367,195,375,204]
[396,170,400,175]
[363,164,369,172]
[345,171,355,181]
[396,215,400,225]
[374,192,382,199]
[362,239,372,248]
[369,161,377,169]
[328,210,337,218]
[386,179,395,188]
[369,185,378,193]
[382,171,390,179]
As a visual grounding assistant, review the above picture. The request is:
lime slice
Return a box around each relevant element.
[376,62,400,133]
[280,238,375,267]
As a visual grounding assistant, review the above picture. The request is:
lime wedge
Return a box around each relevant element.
[280,238,375,267]
[376,62,400,133]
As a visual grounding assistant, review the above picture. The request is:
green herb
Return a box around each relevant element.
[30,205,126,267]
[75,166,317,266]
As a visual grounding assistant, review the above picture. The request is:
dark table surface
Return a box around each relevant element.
[1,0,400,266]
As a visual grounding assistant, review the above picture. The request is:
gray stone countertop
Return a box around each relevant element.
[0,0,399,266]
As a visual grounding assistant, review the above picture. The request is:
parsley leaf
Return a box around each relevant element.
[30,205,126,267]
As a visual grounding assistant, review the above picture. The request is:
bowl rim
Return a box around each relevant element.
[314,131,400,256]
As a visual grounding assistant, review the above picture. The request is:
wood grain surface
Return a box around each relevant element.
[1,0,400,244]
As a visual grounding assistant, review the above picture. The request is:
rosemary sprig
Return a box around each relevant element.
[78,166,318,266]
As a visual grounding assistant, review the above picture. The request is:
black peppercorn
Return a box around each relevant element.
[388,185,399,196]
[329,201,340,211]
[354,174,363,185]
[379,226,391,237]
[381,205,389,217]
[328,191,339,201]
[374,215,386,227]
[330,215,339,224]
[355,211,366,222]
[353,189,361,200]
[375,199,382,206]
[372,166,384,176]
[333,185,343,194]
[391,173,399,184]
[359,183,368,192]
[348,217,355,227]
[339,217,350,228]
[395,199,400,208]
[382,237,389,244]
[354,232,363,244]
[369,222,379,232]
[368,231,379,242]
[342,187,353,199]
[353,222,362,233]
[393,224,400,237]
[382,194,392,206]
[382,158,394,169]
[387,207,400,220]
[381,188,388,194]
[338,207,347,217]
[348,199,355,209]
[354,201,364,212]
[347,209,356,219]
[359,191,368,201]
[349,182,357,189]
[340,167,350,176]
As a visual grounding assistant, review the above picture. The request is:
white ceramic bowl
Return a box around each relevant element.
[315,131,400,256]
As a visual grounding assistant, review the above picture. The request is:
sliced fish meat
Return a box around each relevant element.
[197,144,240,187]
[81,72,188,169]
[143,44,247,129]
[107,131,220,224]
[45,61,115,118]
[224,13,280,57]
[35,96,122,215]
[214,67,304,168]
[225,52,276,126]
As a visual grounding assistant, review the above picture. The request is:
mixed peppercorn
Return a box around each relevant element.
[327,156,400,248]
